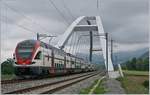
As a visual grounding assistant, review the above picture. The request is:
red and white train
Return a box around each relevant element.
[13,40,96,78]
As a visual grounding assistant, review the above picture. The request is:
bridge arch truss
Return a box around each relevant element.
[56,16,114,72]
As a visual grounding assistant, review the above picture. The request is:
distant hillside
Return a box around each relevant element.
[121,50,149,71]
[76,47,149,65]
[139,51,149,59]
[113,48,149,64]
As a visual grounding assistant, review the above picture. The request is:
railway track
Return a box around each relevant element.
[1,79,34,84]
[5,71,104,94]
[1,72,92,84]
[41,72,104,94]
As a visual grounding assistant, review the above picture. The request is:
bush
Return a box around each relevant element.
[142,80,149,89]
[122,57,149,71]
[1,58,15,75]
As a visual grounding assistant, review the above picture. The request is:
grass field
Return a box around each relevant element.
[123,70,149,76]
[80,79,105,94]
[117,70,149,94]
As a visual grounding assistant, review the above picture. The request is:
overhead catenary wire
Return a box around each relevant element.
[48,0,70,25]
[75,33,82,56]
[2,2,51,34]
[62,0,75,20]
[78,35,85,59]
[1,15,36,35]
[74,36,80,55]
[74,32,80,55]
[97,0,99,9]
[83,35,88,61]
[70,32,77,54]
[80,32,87,61]
[71,32,78,55]
[67,32,74,53]
[75,32,82,56]
[73,33,81,55]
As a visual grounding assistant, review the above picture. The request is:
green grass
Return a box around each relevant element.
[80,79,105,94]
[117,70,149,94]
[93,80,106,94]
[123,70,149,76]
[80,80,98,94]
[1,74,16,80]
[80,87,92,94]
[117,76,149,94]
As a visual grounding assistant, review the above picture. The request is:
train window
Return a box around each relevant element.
[17,49,32,59]
[35,51,41,59]
[59,64,60,68]
[56,63,57,68]
[58,64,59,68]
[55,63,56,67]
[56,63,57,67]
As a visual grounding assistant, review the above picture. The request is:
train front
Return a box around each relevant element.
[13,40,40,77]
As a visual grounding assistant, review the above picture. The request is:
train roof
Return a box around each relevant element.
[18,39,55,48]
[18,39,88,61]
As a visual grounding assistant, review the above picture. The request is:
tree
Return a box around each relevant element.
[136,58,143,71]
[130,57,137,70]
[1,58,15,75]
[143,58,149,71]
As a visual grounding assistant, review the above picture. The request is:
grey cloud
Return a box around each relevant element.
[1,0,149,61]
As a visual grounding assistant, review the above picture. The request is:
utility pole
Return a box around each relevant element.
[89,31,93,62]
[86,20,93,62]
[105,33,108,73]
[111,39,113,63]
[37,33,40,40]
[115,55,117,65]
[36,33,57,44]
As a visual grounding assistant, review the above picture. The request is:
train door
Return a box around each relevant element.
[49,48,55,75]
[34,50,42,66]
[47,49,52,67]
[33,48,43,75]
[64,55,67,73]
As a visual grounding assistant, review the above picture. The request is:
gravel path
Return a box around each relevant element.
[1,72,94,94]
[53,73,103,94]
[103,78,125,94]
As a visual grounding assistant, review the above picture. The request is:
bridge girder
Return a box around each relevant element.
[55,16,114,72]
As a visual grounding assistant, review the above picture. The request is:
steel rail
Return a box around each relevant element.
[5,71,100,94]
[41,71,105,94]
[1,71,93,84]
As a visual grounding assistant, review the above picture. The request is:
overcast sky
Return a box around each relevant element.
[0,0,149,62]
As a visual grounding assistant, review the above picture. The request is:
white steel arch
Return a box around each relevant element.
[56,16,114,72]
[56,16,85,49]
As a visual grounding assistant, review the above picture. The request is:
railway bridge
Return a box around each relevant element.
[55,16,118,78]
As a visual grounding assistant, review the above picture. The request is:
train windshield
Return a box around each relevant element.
[17,49,33,59]
[17,40,35,59]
